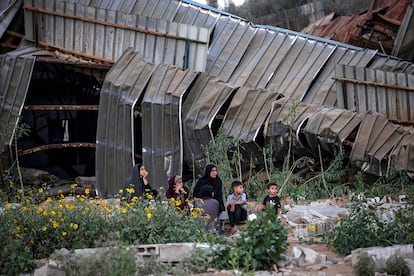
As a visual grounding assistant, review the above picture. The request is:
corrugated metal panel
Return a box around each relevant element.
[141,64,197,189]
[0,0,22,39]
[24,0,209,71]
[368,54,414,74]
[264,37,335,99]
[303,106,362,155]
[350,113,407,176]
[0,47,52,149]
[336,64,414,122]
[392,0,414,62]
[62,0,241,29]
[96,49,155,197]
[221,87,281,143]
[265,98,321,157]
[265,98,362,158]
[390,133,414,174]
[205,19,255,80]
[302,48,378,106]
[182,73,235,171]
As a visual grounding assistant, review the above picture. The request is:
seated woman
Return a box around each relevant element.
[166,175,189,210]
[195,185,220,234]
[123,164,157,202]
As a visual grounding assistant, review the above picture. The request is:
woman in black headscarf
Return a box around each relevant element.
[123,164,157,201]
[193,164,225,212]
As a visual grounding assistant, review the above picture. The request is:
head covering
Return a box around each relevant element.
[166,175,177,198]
[193,164,225,212]
[174,175,182,183]
[199,185,214,198]
[204,164,216,177]
[166,175,188,200]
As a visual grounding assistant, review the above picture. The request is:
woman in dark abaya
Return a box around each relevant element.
[193,164,225,213]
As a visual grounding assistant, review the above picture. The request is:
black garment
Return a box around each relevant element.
[122,164,157,201]
[193,164,225,212]
[262,195,281,214]
[227,205,247,227]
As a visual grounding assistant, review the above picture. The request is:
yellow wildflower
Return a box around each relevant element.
[196,229,201,233]
[147,213,152,219]
[175,200,182,207]
[42,226,48,231]
[85,188,90,195]
[50,210,56,216]
[308,225,316,232]
[121,208,127,214]
[126,188,135,194]
[146,193,153,200]
[17,189,23,193]
[22,206,27,212]
[70,183,78,189]
[62,231,67,237]
[46,197,52,203]
[119,189,123,194]
[38,188,44,193]
[70,223,79,230]
[5,203,11,210]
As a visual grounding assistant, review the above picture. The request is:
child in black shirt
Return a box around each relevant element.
[261,182,281,217]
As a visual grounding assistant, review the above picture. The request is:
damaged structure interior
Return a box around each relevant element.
[1,0,413,197]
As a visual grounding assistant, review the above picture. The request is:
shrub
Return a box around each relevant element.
[328,193,414,256]
[385,256,410,276]
[328,194,389,256]
[210,206,288,272]
[111,197,208,245]
[353,252,375,276]
[0,239,36,275]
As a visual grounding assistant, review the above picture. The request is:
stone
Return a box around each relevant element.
[305,264,327,271]
[301,247,326,266]
[344,254,352,263]
[352,244,414,271]
[404,258,414,275]
[75,176,96,189]
[34,264,65,276]
[158,243,197,262]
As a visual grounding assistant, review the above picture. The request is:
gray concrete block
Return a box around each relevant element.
[352,244,414,270]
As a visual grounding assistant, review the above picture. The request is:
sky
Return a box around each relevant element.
[193,0,245,9]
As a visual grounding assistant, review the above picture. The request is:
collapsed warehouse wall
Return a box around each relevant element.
[1,0,414,195]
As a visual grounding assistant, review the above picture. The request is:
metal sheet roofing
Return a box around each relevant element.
[24,0,209,70]
[141,63,197,189]
[336,64,414,123]
[0,0,22,39]
[392,0,414,62]
[221,88,281,143]
[96,49,155,197]
[265,98,363,158]
[0,47,52,148]
[182,73,235,171]
[390,133,414,175]
[350,113,408,175]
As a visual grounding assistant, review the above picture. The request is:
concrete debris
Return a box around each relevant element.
[351,244,414,271]
[293,246,327,267]
[33,263,65,276]
[286,203,347,238]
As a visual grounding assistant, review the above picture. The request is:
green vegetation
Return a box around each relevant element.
[209,206,288,272]
[328,192,414,256]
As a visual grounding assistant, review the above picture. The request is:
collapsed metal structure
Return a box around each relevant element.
[1,0,413,196]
